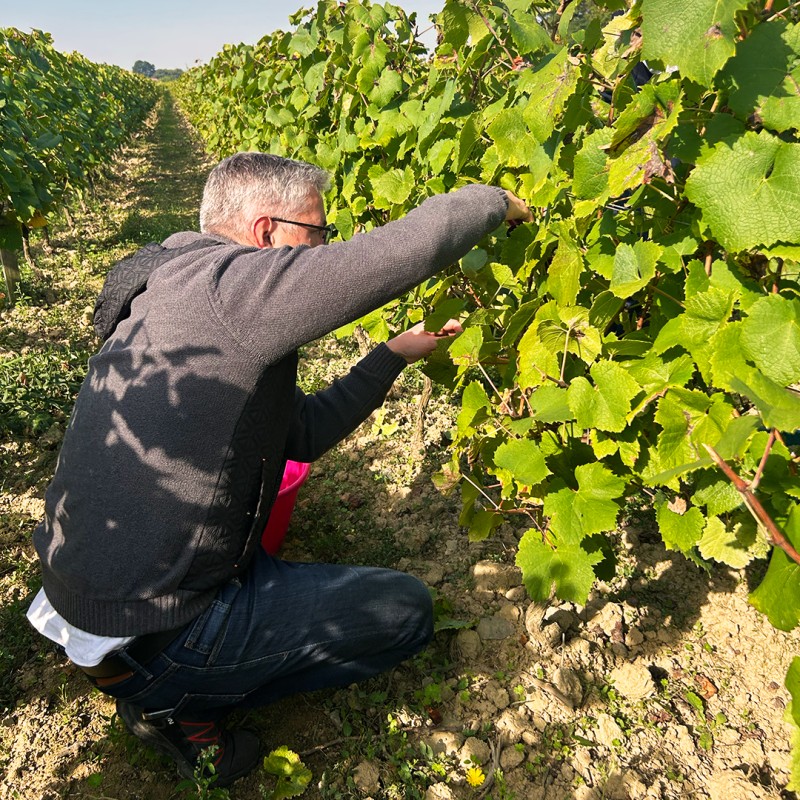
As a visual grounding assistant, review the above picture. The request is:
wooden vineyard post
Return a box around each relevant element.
[0,248,20,306]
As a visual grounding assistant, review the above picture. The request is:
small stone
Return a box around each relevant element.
[500,746,525,770]
[552,667,583,708]
[595,713,625,748]
[451,629,481,661]
[525,603,547,638]
[625,627,645,647]
[608,662,655,701]
[471,561,523,592]
[477,614,515,641]
[592,602,625,639]
[423,731,464,758]
[353,760,381,795]
[459,736,491,767]
[544,607,577,631]
[706,770,773,800]
[485,682,510,710]
[505,586,527,602]
[425,783,456,800]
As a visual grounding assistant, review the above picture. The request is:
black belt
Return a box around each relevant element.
[79,625,185,678]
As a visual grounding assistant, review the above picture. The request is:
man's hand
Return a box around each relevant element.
[386,319,463,364]
[504,190,533,223]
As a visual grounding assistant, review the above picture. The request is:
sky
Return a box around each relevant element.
[4,0,445,71]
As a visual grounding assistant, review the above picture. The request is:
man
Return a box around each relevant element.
[27,152,532,786]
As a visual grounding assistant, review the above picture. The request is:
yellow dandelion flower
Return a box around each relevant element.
[465,766,485,787]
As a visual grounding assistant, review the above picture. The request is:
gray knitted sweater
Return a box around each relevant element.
[33,184,508,636]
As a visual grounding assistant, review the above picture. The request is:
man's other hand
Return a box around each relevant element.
[504,190,533,223]
[386,319,463,364]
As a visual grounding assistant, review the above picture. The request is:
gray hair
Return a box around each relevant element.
[199,152,329,240]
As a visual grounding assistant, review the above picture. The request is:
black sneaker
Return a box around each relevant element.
[116,699,260,787]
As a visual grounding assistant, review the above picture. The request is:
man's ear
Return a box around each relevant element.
[252,216,273,248]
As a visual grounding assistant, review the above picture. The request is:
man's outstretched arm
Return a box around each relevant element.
[284,321,462,462]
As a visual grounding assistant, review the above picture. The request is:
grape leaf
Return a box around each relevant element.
[543,463,626,543]
[574,128,613,200]
[741,294,800,387]
[640,0,750,85]
[457,381,491,439]
[750,506,800,631]
[685,130,800,252]
[521,48,579,142]
[494,438,551,486]
[721,20,800,133]
[516,530,603,604]
[369,165,414,207]
[656,495,705,553]
[698,514,760,569]
[731,370,800,432]
[609,241,662,298]
[547,224,585,306]
[530,384,574,423]
[567,360,641,432]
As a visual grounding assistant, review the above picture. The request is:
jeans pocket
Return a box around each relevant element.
[170,691,249,720]
[183,599,233,664]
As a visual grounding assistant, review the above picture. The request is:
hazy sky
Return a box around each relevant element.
[4,0,444,71]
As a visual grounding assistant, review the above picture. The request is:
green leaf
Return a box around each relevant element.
[698,514,760,569]
[692,476,742,516]
[370,69,403,106]
[640,0,750,85]
[487,107,542,167]
[656,495,705,553]
[741,295,800,387]
[469,509,504,541]
[425,297,466,332]
[521,49,579,142]
[530,384,574,423]
[685,130,800,252]
[731,370,800,432]
[547,223,584,306]
[508,14,552,55]
[721,20,800,134]
[568,360,641,433]
[449,326,485,371]
[369,166,414,207]
[574,128,613,200]
[494,438,551,486]
[544,462,626,544]
[787,657,800,728]
[516,530,603,604]
[750,506,800,631]
[457,381,491,438]
[262,747,313,799]
[609,241,662,298]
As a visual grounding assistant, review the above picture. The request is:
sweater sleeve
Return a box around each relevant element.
[209,184,508,364]
[284,343,408,462]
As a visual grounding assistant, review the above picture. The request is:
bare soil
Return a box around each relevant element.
[1,96,798,800]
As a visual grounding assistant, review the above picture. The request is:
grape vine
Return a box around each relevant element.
[0,28,159,302]
[175,0,800,780]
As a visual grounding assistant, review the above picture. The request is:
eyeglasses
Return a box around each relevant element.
[271,217,338,244]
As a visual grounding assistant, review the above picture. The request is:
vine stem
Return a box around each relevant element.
[471,1,516,64]
[751,429,777,491]
[560,325,573,384]
[703,443,800,566]
[477,361,513,415]
[768,0,800,20]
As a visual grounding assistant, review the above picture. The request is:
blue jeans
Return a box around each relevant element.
[98,548,433,720]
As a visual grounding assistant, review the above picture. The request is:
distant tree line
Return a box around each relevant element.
[132,60,183,82]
